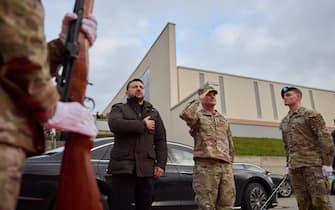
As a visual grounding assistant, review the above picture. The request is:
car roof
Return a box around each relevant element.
[43,137,113,155]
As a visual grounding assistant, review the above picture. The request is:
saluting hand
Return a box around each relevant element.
[199,90,210,102]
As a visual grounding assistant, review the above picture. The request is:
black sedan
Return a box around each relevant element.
[17,138,278,210]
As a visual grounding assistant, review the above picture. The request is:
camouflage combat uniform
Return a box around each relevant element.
[180,99,235,210]
[280,106,335,210]
[0,1,64,209]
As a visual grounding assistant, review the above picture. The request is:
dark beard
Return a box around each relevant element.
[127,95,144,104]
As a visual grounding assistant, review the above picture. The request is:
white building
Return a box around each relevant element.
[101,23,335,146]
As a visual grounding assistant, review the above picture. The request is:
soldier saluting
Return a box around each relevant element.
[180,85,235,210]
[280,86,335,210]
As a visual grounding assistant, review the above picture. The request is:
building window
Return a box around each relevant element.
[309,90,315,110]
[270,84,278,120]
[199,73,205,87]
[219,76,227,114]
[253,81,262,118]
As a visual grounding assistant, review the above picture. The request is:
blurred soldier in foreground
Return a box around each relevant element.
[0,1,98,210]
[280,86,335,210]
[180,86,235,210]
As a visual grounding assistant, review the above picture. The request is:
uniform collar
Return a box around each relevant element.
[200,109,218,116]
[288,106,305,117]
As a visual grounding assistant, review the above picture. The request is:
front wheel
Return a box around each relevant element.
[242,182,268,210]
[278,180,292,197]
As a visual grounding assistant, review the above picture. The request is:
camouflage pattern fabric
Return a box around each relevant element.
[280,107,335,168]
[180,99,234,163]
[0,0,62,154]
[193,159,235,210]
[280,106,335,210]
[289,167,333,210]
[180,99,235,209]
[0,1,63,209]
[0,144,26,210]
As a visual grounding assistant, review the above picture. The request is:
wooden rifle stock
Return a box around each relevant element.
[56,0,102,210]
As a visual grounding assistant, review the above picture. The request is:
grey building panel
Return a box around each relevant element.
[270,84,278,120]
[309,90,316,110]
[142,69,151,101]
[253,81,262,118]
[219,76,227,114]
[199,73,205,87]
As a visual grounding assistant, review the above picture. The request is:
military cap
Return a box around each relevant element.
[198,86,218,96]
[281,86,300,98]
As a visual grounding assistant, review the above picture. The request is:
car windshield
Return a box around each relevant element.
[167,142,194,166]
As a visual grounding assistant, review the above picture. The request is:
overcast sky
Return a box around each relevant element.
[43,0,335,112]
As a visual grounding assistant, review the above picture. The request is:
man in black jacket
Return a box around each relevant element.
[107,78,167,210]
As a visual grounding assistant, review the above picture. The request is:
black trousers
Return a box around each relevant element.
[108,174,155,210]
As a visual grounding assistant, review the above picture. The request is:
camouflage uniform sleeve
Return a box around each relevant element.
[309,112,335,166]
[179,99,200,128]
[279,122,289,167]
[0,0,59,122]
[227,124,234,162]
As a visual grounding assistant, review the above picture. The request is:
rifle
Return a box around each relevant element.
[55,0,102,210]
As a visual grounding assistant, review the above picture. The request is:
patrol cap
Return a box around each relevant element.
[281,86,301,98]
[198,86,218,96]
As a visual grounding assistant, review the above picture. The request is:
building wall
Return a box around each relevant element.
[102,23,177,139]
[176,67,335,128]
[101,23,335,146]
[313,89,335,125]
[172,66,335,142]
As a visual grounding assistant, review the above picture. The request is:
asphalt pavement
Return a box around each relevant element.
[271,195,335,209]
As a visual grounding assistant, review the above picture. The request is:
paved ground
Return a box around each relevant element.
[271,195,335,209]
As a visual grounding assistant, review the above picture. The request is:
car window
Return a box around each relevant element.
[168,145,194,166]
[233,164,245,170]
[245,164,266,173]
[101,145,113,160]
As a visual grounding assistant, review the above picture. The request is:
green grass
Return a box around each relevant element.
[233,137,285,156]
[93,134,285,156]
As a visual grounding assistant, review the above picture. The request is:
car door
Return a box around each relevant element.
[151,164,181,210]
[166,143,196,210]
[92,142,113,179]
